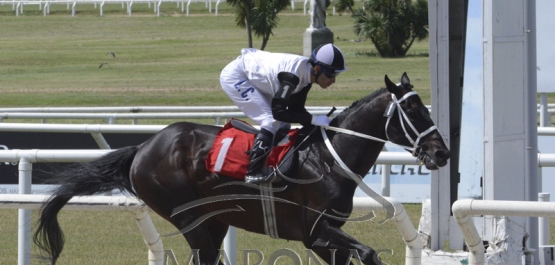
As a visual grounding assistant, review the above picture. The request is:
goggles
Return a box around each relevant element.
[320,65,340,79]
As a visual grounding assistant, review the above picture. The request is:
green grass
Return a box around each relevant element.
[0,4,431,109]
[0,4,426,265]
[0,205,424,265]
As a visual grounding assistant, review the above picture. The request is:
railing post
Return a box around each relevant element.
[540,93,550,127]
[381,164,391,196]
[18,157,32,265]
[131,210,164,265]
[539,192,550,246]
[224,226,237,265]
[381,146,391,196]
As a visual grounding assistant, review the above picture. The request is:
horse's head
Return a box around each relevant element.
[383,72,450,169]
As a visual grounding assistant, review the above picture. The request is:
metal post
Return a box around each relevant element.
[18,158,32,265]
[539,193,550,246]
[381,164,390,197]
[540,93,550,127]
[381,147,390,196]
[526,2,539,262]
[131,210,164,265]
[223,226,237,265]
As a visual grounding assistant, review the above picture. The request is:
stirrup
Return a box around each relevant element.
[245,173,275,184]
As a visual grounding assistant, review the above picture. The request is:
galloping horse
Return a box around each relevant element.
[34,73,450,265]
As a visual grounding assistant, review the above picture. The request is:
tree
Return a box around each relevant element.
[227,0,290,50]
[336,0,428,58]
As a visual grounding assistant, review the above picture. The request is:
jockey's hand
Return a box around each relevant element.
[311,115,331,126]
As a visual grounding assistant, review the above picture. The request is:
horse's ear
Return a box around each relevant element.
[384,74,403,98]
[401,72,410,86]
[384,74,395,88]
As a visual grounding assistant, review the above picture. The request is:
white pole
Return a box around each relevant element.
[157,0,161,16]
[353,197,421,265]
[381,164,390,196]
[131,210,164,265]
[540,93,550,127]
[453,199,555,265]
[538,193,550,246]
[215,0,220,16]
[224,226,237,265]
[90,132,111,149]
[128,1,133,16]
[18,158,32,265]
[381,145,391,196]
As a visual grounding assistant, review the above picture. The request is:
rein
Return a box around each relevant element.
[320,123,395,224]
[322,91,437,156]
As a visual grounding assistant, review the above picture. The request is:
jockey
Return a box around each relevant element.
[219,43,348,184]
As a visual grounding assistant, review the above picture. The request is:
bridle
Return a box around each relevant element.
[385,91,438,157]
[322,90,437,158]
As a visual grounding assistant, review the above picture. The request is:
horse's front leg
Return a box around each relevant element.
[307,220,385,265]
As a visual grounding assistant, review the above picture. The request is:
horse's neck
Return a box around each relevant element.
[341,92,389,141]
[331,97,389,176]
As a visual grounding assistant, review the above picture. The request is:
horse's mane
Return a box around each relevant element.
[337,87,388,118]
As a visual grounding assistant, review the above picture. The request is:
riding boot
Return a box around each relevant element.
[245,128,274,184]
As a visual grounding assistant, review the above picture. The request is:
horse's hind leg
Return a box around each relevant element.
[170,216,229,265]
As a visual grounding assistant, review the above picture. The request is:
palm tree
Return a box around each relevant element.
[336,0,428,57]
[227,0,290,50]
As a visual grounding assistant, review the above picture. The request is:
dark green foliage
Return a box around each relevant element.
[336,0,429,57]
[227,0,290,50]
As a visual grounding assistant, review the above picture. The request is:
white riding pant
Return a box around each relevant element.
[220,58,289,135]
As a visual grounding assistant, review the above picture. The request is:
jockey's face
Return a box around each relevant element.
[314,65,337,89]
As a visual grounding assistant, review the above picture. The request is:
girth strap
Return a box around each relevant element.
[259,183,279,239]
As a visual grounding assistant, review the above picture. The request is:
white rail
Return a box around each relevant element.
[0,106,344,113]
[0,194,164,265]
[3,0,310,16]
[0,123,167,133]
[0,122,418,197]
[0,151,163,265]
[0,194,143,211]
[4,0,221,17]
[1,104,551,125]
[0,109,340,124]
[0,149,419,164]
[0,149,422,265]
[452,199,555,265]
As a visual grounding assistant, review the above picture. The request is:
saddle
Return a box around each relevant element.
[205,119,299,181]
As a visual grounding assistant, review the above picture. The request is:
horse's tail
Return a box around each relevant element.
[33,146,139,264]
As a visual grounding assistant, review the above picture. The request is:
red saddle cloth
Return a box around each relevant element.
[205,119,299,180]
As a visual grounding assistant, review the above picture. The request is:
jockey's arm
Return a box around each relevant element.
[271,72,313,126]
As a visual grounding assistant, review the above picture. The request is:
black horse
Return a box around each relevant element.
[34,73,450,265]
